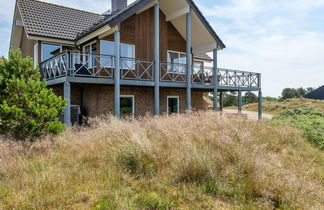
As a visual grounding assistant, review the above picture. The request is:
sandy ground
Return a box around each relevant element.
[223,109,273,121]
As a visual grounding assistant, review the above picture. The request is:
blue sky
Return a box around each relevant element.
[1,0,324,97]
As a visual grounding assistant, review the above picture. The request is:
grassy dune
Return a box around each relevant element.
[242,98,324,115]
[0,112,323,209]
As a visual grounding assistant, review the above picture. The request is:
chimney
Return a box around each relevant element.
[112,0,127,12]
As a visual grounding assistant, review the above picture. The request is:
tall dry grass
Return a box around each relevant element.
[0,111,323,209]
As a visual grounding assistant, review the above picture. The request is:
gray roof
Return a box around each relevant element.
[17,0,104,41]
[304,86,324,100]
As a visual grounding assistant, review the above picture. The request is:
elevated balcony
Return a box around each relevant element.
[41,51,261,91]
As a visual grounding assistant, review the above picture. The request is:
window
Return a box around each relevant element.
[100,40,135,69]
[100,41,114,68]
[120,95,135,117]
[167,96,179,115]
[121,43,135,69]
[41,43,61,61]
[167,51,186,74]
[83,42,97,68]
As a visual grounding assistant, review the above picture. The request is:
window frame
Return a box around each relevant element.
[167,50,187,74]
[83,41,97,69]
[120,95,135,118]
[167,96,180,115]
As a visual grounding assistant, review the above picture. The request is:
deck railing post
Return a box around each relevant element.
[154,2,160,115]
[114,28,121,118]
[64,81,71,127]
[238,90,242,113]
[213,48,218,112]
[186,11,192,112]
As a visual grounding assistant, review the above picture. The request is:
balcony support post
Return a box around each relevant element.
[258,73,262,120]
[186,11,192,111]
[154,2,160,115]
[213,48,218,112]
[219,91,223,111]
[238,90,242,113]
[258,90,262,120]
[114,28,121,118]
[63,81,71,127]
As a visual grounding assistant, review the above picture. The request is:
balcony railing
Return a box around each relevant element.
[160,62,187,83]
[218,68,260,88]
[192,65,214,85]
[41,51,260,89]
[121,58,153,81]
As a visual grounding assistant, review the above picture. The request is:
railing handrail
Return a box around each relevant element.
[160,61,187,66]
[40,51,260,88]
[217,68,259,75]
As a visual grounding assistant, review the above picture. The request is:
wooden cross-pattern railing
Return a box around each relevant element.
[41,51,261,89]
[70,52,114,79]
[121,57,154,81]
[192,65,214,85]
[218,68,260,88]
[160,62,187,82]
[41,52,68,79]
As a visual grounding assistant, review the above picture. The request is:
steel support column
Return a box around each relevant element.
[258,90,262,120]
[219,91,223,111]
[63,81,71,127]
[213,48,218,111]
[186,11,192,111]
[238,90,242,113]
[114,29,121,117]
[154,3,160,115]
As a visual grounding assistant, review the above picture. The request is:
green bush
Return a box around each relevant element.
[274,106,324,149]
[0,50,66,140]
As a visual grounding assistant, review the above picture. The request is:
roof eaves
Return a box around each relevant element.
[186,0,226,49]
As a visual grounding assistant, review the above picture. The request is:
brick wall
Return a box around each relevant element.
[49,84,208,117]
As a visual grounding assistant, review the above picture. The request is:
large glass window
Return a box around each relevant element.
[100,40,135,69]
[41,43,61,61]
[167,96,179,115]
[167,51,186,74]
[120,95,135,117]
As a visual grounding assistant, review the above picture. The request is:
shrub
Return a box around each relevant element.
[274,106,324,149]
[0,50,66,140]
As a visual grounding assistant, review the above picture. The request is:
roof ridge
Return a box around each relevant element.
[19,0,104,16]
